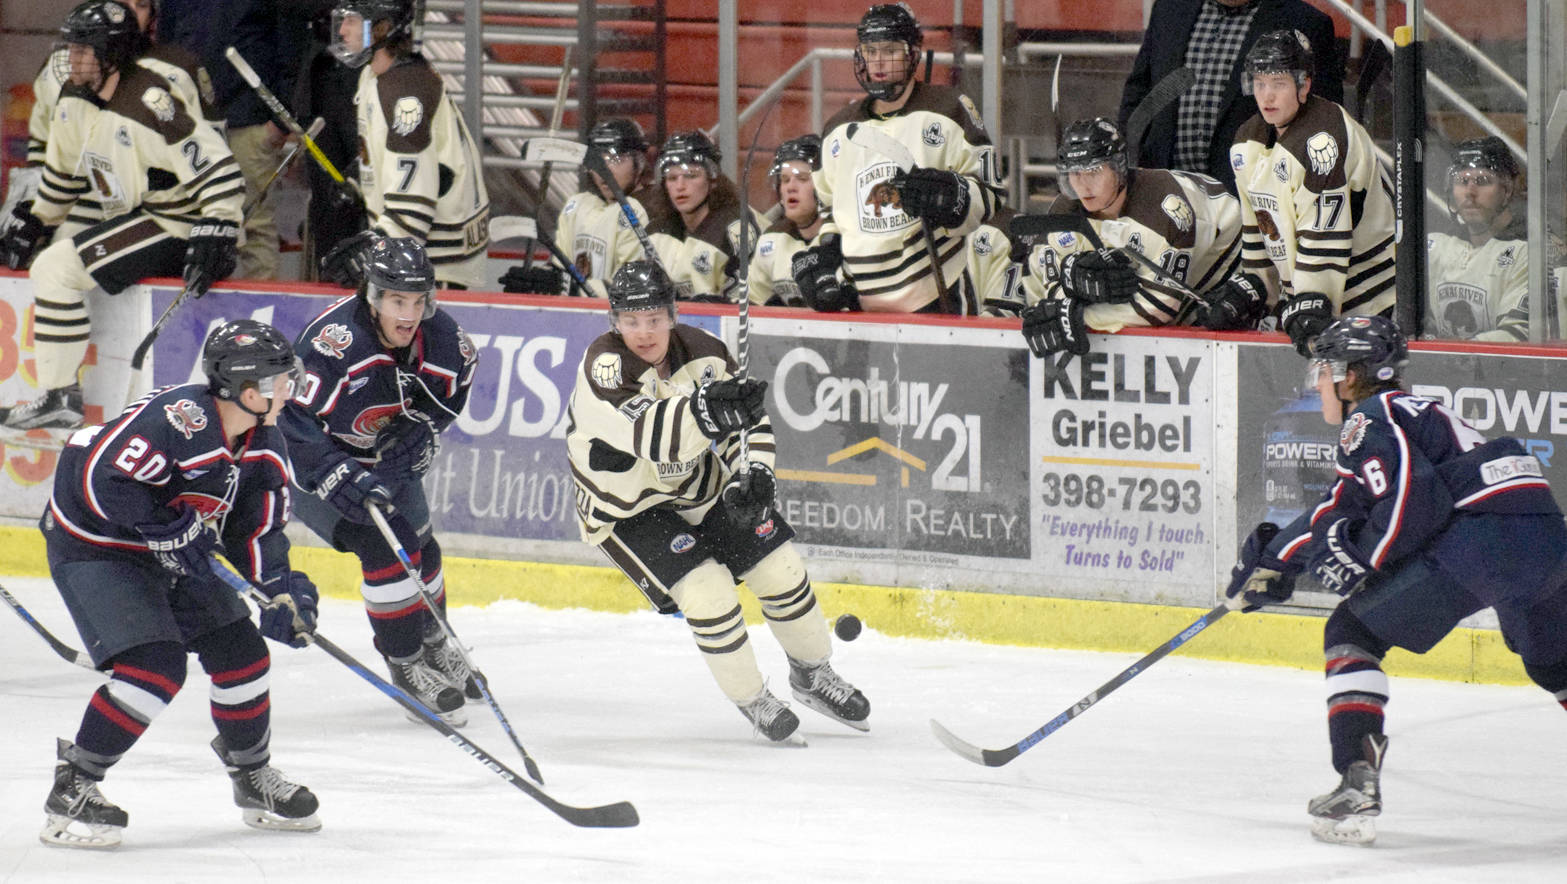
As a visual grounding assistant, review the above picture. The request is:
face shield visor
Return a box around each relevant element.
[329,7,374,68]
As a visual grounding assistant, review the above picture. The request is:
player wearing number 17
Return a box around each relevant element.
[1221,315,1567,846]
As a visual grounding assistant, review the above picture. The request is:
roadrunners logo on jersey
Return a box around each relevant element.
[922,122,945,147]
[1339,412,1371,454]
[1161,195,1194,232]
[592,352,623,388]
[391,96,424,136]
[312,323,353,358]
[164,399,208,440]
[457,328,477,365]
[142,87,175,123]
[346,404,402,448]
[1307,132,1339,176]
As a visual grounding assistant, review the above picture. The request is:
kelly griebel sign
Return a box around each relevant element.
[752,321,1031,562]
[1030,334,1215,584]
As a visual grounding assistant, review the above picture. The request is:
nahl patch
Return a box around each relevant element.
[1339,412,1371,454]
[670,533,697,554]
[392,96,424,136]
[165,399,208,440]
[1307,132,1339,176]
[312,323,353,358]
[592,352,623,389]
[1161,195,1194,232]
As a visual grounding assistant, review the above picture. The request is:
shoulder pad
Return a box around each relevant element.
[377,60,442,153]
[109,67,196,144]
[1280,98,1350,192]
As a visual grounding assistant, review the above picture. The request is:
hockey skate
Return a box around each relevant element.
[423,631,482,700]
[212,737,322,832]
[737,687,802,743]
[388,654,467,726]
[788,659,870,732]
[0,384,84,431]
[1308,733,1388,846]
[40,739,128,850]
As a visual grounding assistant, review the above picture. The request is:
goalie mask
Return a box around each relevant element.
[363,235,438,320]
[55,0,148,92]
[854,3,922,102]
[1057,117,1128,202]
[330,0,416,68]
[203,319,302,406]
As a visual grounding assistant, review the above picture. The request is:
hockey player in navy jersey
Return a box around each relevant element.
[39,319,322,849]
[1222,315,1567,846]
[283,235,478,725]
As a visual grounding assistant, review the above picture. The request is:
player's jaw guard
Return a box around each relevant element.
[854,3,922,101]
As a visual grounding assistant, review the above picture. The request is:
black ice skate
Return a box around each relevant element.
[1,384,84,431]
[212,737,322,832]
[423,631,482,700]
[1308,733,1388,846]
[789,659,870,732]
[737,688,801,743]
[388,654,467,726]
[40,738,128,850]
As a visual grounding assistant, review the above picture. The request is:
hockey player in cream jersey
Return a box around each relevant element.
[797,3,1003,314]
[1426,137,1530,342]
[645,131,761,302]
[1230,29,1396,355]
[553,118,653,297]
[328,0,489,290]
[566,261,870,742]
[747,135,823,307]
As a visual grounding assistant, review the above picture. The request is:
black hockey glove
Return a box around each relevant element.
[721,462,777,529]
[1195,273,1269,331]
[1311,518,1374,597]
[499,264,563,295]
[1058,248,1138,304]
[375,415,438,478]
[259,570,319,648]
[137,506,220,577]
[182,218,239,297]
[1222,522,1300,612]
[693,377,768,440]
[313,458,395,524]
[0,203,54,271]
[1279,292,1334,357]
[791,234,859,312]
[319,228,378,288]
[1020,299,1089,357]
[892,167,970,229]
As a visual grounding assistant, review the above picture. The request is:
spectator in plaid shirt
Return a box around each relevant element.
[1118,0,1343,194]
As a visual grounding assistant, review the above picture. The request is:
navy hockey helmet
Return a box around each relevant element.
[1310,315,1408,385]
[203,319,301,402]
[1243,29,1315,94]
[58,1,148,86]
[1056,117,1128,200]
[363,235,438,320]
[768,134,822,193]
[607,260,677,317]
[854,4,922,101]
[330,0,416,68]
[656,130,721,179]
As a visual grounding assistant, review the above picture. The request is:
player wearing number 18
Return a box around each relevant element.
[1221,315,1567,846]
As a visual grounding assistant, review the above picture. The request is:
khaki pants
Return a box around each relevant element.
[228,123,285,280]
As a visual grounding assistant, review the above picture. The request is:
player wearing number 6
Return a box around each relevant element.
[1221,314,1567,846]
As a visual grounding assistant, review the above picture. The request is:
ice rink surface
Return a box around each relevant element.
[2,576,1566,883]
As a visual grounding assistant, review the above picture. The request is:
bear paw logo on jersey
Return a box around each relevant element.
[1160,195,1194,233]
[669,533,697,554]
[142,87,176,123]
[312,323,353,359]
[592,352,623,389]
[1339,412,1371,454]
[164,399,209,440]
[1306,132,1339,176]
[391,96,424,137]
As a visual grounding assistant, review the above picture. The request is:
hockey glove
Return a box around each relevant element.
[499,264,564,295]
[182,218,240,297]
[319,229,377,288]
[137,506,220,577]
[1195,273,1269,331]
[791,234,859,312]
[1311,518,1374,596]
[1222,522,1300,611]
[892,167,970,229]
[375,414,438,478]
[313,458,395,524]
[1058,248,1138,304]
[1020,298,1090,357]
[1279,292,1334,357]
[0,203,54,271]
[721,462,777,530]
[693,377,768,440]
[258,570,319,648]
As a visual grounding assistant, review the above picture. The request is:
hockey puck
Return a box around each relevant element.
[834,613,862,642]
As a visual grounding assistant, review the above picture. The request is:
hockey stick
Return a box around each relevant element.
[492,214,586,296]
[1009,212,1213,306]
[1124,65,1194,168]
[843,122,954,313]
[0,581,97,670]
[519,138,667,273]
[530,45,575,272]
[243,117,325,216]
[206,558,639,828]
[124,282,201,408]
[930,598,1240,767]
[730,89,786,469]
[225,47,359,196]
[366,503,545,785]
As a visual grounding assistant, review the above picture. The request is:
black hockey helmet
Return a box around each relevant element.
[607,260,677,316]
[1057,117,1129,200]
[363,235,437,320]
[203,319,301,402]
[1310,314,1408,384]
[853,3,922,101]
[656,130,721,179]
[1447,136,1520,190]
[330,0,416,68]
[769,134,822,193]
[58,1,148,85]
[1243,29,1315,94]
[590,118,650,159]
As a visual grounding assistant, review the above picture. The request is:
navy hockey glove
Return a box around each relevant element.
[182,218,240,297]
[1020,299,1089,357]
[694,377,768,439]
[1195,273,1269,331]
[137,506,220,577]
[1059,249,1138,304]
[1223,522,1300,611]
[375,415,438,478]
[259,570,319,648]
[1279,292,1334,357]
[791,234,859,312]
[319,229,377,288]
[1312,518,1374,596]
[313,458,395,524]
[0,203,54,271]
[499,264,564,295]
[722,462,777,529]
[892,167,970,229]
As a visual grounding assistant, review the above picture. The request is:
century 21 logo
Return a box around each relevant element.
[770,346,983,493]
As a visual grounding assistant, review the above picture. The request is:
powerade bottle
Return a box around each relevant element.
[1260,387,1339,527]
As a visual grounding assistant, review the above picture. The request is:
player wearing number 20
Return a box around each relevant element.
[566,261,869,743]
[1222,315,1567,846]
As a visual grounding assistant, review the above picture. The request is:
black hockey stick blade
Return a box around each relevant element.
[930,602,1234,767]
[0,582,97,670]
[1125,65,1194,167]
[1009,212,1104,250]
